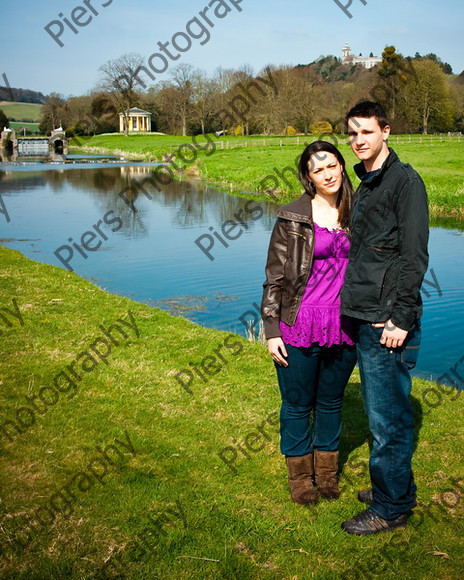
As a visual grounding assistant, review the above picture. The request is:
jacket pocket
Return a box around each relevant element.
[347,245,391,310]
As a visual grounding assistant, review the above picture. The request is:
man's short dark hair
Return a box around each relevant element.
[345,101,390,129]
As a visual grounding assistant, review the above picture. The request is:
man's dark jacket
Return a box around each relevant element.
[340,148,429,331]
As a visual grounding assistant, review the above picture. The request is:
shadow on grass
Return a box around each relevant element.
[339,380,370,473]
[339,380,424,477]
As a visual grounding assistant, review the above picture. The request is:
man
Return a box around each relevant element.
[340,101,429,535]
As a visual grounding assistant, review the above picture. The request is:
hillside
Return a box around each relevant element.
[0,101,42,122]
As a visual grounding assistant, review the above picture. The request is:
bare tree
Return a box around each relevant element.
[169,64,196,136]
[98,53,145,135]
[39,93,67,134]
[192,70,219,135]
[213,67,239,134]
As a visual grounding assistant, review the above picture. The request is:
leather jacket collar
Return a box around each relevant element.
[276,192,313,224]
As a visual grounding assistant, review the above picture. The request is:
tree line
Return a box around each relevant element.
[37,46,464,138]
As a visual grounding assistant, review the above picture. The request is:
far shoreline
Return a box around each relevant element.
[69,133,464,220]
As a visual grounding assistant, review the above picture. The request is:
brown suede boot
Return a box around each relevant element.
[285,453,318,505]
[314,450,340,499]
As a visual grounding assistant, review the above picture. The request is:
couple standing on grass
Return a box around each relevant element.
[261,101,429,535]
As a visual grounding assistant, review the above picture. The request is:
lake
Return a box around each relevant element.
[1,162,463,386]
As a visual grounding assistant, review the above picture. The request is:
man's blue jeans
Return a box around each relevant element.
[356,320,421,520]
[275,343,357,457]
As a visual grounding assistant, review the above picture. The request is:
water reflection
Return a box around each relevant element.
[2,164,278,235]
[1,164,463,383]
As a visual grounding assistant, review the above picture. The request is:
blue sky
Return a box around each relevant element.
[2,0,463,97]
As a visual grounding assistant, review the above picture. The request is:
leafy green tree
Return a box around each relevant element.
[374,46,414,120]
[414,53,453,75]
[450,73,464,131]
[403,60,454,133]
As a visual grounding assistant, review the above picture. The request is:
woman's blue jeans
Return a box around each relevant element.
[356,320,421,520]
[275,343,357,457]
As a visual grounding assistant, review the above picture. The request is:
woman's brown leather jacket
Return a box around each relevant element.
[261,192,315,339]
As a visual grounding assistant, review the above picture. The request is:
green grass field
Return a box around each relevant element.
[74,134,464,218]
[8,121,40,133]
[0,101,42,122]
[1,245,463,579]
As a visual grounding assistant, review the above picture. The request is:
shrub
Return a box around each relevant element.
[283,125,297,136]
[311,121,333,135]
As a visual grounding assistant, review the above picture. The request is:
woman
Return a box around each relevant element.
[261,141,357,505]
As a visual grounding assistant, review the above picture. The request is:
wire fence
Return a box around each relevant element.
[197,132,463,152]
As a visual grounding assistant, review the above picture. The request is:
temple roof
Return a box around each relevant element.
[120,107,152,116]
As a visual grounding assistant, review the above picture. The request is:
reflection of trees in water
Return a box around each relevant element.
[10,165,281,238]
[0,173,45,194]
[118,202,148,238]
[167,181,210,228]
[93,169,120,192]
[42,167,121,194]
[134,176,280,231]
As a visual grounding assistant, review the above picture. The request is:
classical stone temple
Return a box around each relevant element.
[119,107,152,133]
[342,43,382,69]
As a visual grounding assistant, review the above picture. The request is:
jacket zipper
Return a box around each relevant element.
[288,230,307,241]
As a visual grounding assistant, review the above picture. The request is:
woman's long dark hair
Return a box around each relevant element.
[298,140,354,231]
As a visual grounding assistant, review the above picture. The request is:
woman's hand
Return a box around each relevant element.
[268,337,289,367]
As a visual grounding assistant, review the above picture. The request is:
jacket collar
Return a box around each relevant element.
[276,192,313,224]
[354,148,399,184]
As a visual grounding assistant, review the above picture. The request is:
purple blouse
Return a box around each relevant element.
[280,223,355,347]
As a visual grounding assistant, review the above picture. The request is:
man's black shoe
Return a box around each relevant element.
[357,489,373,505]
[341,509,408,535]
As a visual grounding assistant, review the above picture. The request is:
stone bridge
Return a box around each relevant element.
[1,128,68,156]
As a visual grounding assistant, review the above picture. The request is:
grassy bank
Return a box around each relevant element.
[1,245,463,579]
[74,134,464,218]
